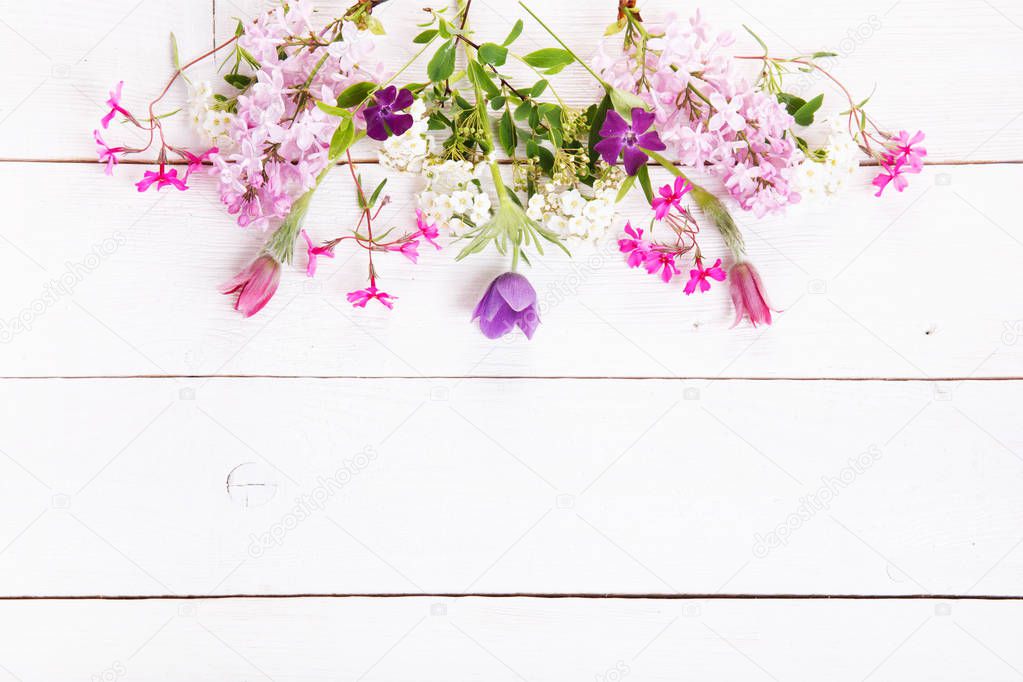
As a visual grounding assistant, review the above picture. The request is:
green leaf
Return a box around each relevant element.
[522,48,574,70]
[170,32,181,70]
[329,119,356,159]
[514,101,533,122]
[478,42,508,67]
[224,73,251,89]
[413,29,438,44]
[776,92,806,116]
[530,80,549,97]
[588,93,611,164]
[793,93,824,126]
[503,19,523,47]
[490,95,506,110]
[467,60,501,97]
[234,19,245,37]
[427,40,457,82]
[636,164,654,204]
[316,100,350,117]
[536,146,555,173]
[368,179,388,208]
[336,81,377,108]
[498,109,517,156]
[615,174,637,203]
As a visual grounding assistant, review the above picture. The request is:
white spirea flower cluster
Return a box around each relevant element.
[792,117,860,200]
[525,176,621,240]
[416,158,493,236]
[378,98,436,173]
[187,80,234,150]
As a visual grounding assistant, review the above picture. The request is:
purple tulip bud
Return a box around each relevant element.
[472,272,540,340]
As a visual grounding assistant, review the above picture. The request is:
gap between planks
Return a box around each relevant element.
[0,375,1020,381]
[1,158,1022,166]
[2,593,1022,601]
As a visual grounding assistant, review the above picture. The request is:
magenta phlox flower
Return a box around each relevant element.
[651,176,692,220]
[300,229,335,277]
[101,81,131,129]
[347,285,397,309]
[136,165,188,192]
[683,257,726,295]
[93,130,124,176]
[618,222,651,268]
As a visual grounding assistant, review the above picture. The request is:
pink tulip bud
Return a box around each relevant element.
[221,254,281,317]
[729,261,774,327]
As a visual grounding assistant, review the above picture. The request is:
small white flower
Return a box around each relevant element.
[432,194,454,220]
[450,190,473,214]
[473,192,492,212]
[546,215,567,235]
[568,215,592,237]
[559,189,585,216]
[526,194,545,221]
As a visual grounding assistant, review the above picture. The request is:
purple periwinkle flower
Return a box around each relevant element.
[363,85,414,141]
[472,272,540,340]
[594,107,666,176]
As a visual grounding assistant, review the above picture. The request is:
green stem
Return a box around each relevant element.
[517,2,607,86]
[266,164,335,264]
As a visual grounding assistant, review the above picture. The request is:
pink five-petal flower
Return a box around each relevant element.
[181,147,219,180]
[644,249,680,283]
[136,165,188,192]
[618,222,651,268]
[93,130,124,176]
[650,176,693,221]
[389,239,420,264]
[300,229,335,278]
[415,209,441,250]
[891,130,927,170]
[347,285,397,310]
[221,254,281,318]
[101,81,131,129]
[871,155,909,197]
[729,261,774,327]
[683,257,727,295]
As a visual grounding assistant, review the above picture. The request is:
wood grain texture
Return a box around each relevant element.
[1,162,1020,378]
[2,378,1020,596]
[1,597,1022,681]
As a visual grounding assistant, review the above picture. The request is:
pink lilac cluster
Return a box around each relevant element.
[211,2,381,230]
[594,11,802,217]
[871,130,926,197]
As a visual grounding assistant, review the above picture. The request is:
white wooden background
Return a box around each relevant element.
[1,0,1022,679]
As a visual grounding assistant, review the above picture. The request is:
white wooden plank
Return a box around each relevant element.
[1,162,1020,378]
[0,597,1021,680]
[0,0,213,160]
[1,377,1020,596]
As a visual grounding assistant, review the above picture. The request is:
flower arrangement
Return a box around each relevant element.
[94,0,925,338]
